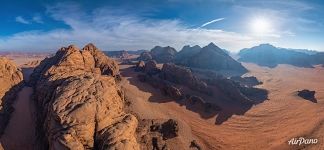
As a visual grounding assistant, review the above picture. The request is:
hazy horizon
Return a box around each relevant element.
[1,0,323,52]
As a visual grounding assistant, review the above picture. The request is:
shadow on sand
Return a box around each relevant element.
[121,67,268,125]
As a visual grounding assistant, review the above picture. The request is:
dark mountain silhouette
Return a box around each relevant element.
[238,44,320,68]
[175,43,247,73]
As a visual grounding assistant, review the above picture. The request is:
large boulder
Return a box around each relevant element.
[297,89,316,101]
[29,44,139,150]
[0,57,23,136]
[160,119,179,140]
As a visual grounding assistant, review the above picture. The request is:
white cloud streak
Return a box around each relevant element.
[15,16,30,24]
[200,18,225,28]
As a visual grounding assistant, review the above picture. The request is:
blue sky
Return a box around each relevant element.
[0,0,323,52]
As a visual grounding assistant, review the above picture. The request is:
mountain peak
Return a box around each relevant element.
[83,43,98,52]
[258,43,276,48]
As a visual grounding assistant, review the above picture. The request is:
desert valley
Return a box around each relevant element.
[0,42,323,150]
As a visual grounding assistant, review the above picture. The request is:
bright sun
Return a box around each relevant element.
[251,18,271,34]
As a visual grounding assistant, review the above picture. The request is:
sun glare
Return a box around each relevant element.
[251,17,271,34]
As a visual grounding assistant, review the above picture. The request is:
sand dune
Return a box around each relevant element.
[121,63,324,150]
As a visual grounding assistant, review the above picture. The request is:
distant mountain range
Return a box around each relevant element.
[136,42,247,73]
[176,43,247,72]
[103,50,147,58]
[238,44,324,68]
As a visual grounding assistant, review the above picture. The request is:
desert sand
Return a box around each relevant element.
[120,63,324,150]
[0,64,36,150]
[1,55,323,150]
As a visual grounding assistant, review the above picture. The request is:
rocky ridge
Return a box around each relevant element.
[29,44,139,150]
[138,46,177,63]
[176,43,247,73]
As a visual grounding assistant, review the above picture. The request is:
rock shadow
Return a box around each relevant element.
[121,67,268,125]
[0,81,24,137]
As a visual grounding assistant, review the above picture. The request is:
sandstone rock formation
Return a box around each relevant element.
[29,44,139,150]
[186,95,221,112]
[150,46,177,63]
[139,63,267,106]
[143,60,160,75]
[159,63,208,93]
[175,43,247,72]
[137,119,179,150]
[160,119,179,140]
[138,46,177,63]
[297,89,316,102]
[161,85,183,100]
[135,61,145,72]
[175,45,201,65]
[0,57,23,136]
[137,51,152,61]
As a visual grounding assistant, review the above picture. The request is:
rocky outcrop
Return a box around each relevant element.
[160,119,179,140]
[0,57,23,136]
[161,85,183,100]
[29,44,139,150]
[186,95,221,112]
[137,52,152,61]
[151,46,177,63]
[141,63,267,105]
[137,119,179,150]
[135,61,145,72]
[159,63,208,93]
[175,45,201,65]
[175,43,247,72]
[230,76,263,87]
[143,60,160,75]
[138,46,177,63]
[297,89,316,102]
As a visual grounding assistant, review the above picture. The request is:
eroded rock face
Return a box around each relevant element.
[0,57,23,100]
[140,63,267,106]
[137,119,179,150]
[143,60,160,75]
[137,52,152,61]
[150,46,177,63]
[135,61,145,72]
[160,119,179,140]
[0,57,23,136]
[30,44,139,150]
[159,63,208,93]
